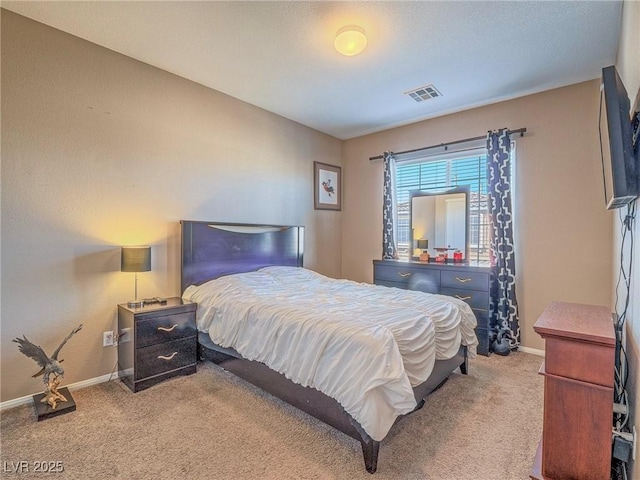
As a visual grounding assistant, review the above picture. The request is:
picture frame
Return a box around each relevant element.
[314,162,342,211]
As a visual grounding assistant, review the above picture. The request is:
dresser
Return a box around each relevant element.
[531,302,614,480]
[373,259,492,355]
[118,297,197,392]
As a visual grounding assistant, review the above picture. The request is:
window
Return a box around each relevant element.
[395,149,492,262]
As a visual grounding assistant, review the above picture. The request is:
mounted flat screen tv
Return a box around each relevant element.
[599,65,638,209]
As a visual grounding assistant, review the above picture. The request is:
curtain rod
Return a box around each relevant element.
[368,127,527,161]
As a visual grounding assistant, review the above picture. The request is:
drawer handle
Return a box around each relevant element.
[397,272,412,278]
[157,324,178,332]
[157,352,178,361]
[455,295,472,301]
[455,277,472,283]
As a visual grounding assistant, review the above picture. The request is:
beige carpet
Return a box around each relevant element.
[1,352,543,479]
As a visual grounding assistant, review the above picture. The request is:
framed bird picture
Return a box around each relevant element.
[314,162,342,211]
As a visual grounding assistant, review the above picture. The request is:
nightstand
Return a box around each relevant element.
[117,297,197,392]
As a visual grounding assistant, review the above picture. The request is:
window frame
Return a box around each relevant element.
[393,140,517,263]
[394,145,490,263]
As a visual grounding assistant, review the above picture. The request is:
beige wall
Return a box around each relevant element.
[0,4,631,414]
[614,1,640,478]
[0,10,342,403]
[342,80,613,351]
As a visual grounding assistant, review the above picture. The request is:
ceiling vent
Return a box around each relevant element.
[405,84,442,103]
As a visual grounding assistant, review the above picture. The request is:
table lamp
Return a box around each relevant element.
[417,239,429,262]
[121,246,151,308]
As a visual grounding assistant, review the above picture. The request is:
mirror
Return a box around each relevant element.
[410,186,469,261]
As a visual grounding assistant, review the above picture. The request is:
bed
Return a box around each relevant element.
[180,221,477,473]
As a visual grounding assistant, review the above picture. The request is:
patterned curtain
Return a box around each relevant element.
[382,152,399,259]
[486,129,520,348]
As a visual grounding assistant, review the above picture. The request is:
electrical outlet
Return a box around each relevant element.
[103,331,114,347]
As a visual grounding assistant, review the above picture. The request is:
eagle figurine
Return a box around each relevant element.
[13,324,83,408]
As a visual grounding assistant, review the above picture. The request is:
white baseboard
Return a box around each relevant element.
[2,347,545,409]
[518,345,545,356]
[0,372,119,411]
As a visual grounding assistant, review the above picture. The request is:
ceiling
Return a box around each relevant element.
[1,1,623,140]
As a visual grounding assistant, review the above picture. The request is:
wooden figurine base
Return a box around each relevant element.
[33,387,76,421]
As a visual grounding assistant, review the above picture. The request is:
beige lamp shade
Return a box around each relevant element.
[417,239,429,250]
[121,246,151,308]
[121,246,151,272]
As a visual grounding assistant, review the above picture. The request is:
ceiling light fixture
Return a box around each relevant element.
[334,25,367,57]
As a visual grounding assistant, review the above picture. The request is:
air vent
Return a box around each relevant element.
[404,84,442,103]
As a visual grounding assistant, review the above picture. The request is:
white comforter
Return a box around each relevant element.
[183,266,477,441]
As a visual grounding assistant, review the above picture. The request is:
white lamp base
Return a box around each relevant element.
[127,300,143,308]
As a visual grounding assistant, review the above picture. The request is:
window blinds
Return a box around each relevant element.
[395,150,490,263]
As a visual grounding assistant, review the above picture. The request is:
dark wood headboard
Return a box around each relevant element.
[180,221,304,293]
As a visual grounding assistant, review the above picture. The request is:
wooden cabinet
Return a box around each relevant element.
[373,259,491,355]
[118,297,197,392]
[531,302,615,480]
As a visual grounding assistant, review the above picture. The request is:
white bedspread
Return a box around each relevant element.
[183,266,477,441]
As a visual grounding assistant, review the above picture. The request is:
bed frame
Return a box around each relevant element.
[180,221,468,474]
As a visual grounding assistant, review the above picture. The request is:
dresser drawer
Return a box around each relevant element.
[136,311,196,348]
[374,264,440,293]
[375,280,408,290]
[373,260,492,356]
[441,287,489,311]
[441,270,489,291]
[135,337,197,380]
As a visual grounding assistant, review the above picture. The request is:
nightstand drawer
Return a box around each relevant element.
[118,297,197,392]
[136,311,196,348]
[441,287,489,310]
[441,270,489,291]
[135,337,197,380]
